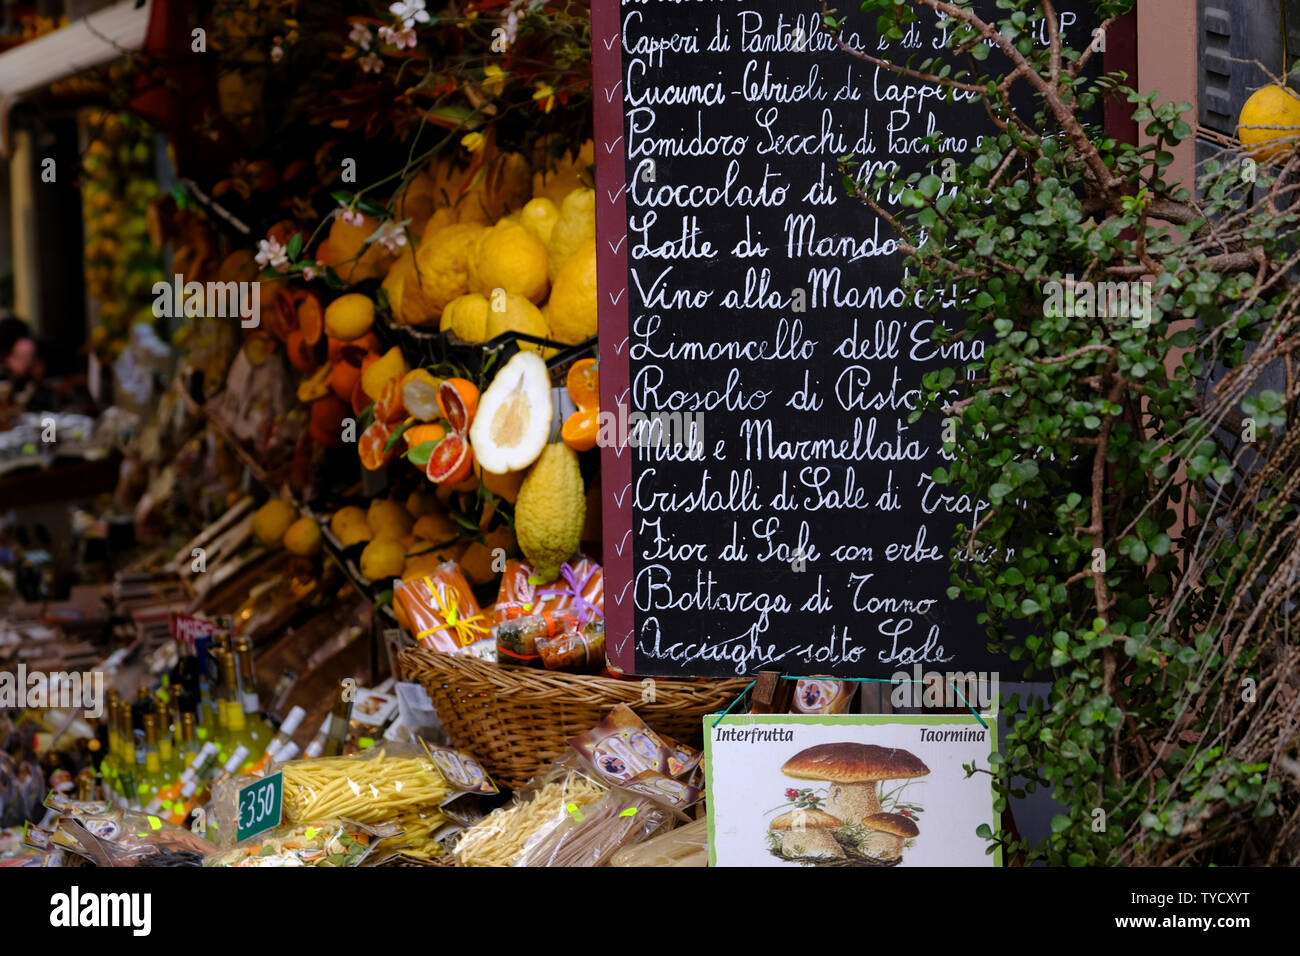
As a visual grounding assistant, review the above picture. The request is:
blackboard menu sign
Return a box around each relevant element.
[593,0,1102,677]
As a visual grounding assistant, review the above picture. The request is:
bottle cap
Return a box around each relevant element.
[276,742,301,762]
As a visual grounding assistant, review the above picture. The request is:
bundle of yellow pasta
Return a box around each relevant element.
[281,747,452,827]
[455,774,606,867]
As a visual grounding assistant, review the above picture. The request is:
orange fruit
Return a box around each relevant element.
[437,378,479,433]
[425,432,473,485]
[359,420,397,471]
[561,406,599,452]
[350,377,370,417]
[566,358,598,409]
[329,354,363,401]
[266,289,299,342]
[405,422,447,450]
[328,332,379,363]
[309,396,349,447]
[297,291,324,345]
[286,330,317,374]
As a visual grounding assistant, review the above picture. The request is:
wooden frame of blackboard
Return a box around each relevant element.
[594,1,1140,678]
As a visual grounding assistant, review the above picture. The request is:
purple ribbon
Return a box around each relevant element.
[536,561,603,623]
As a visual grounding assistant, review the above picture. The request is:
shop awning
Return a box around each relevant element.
[0,0,154,156]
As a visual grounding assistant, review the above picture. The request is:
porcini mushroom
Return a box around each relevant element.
[769,809,845,859]
[860,811,920,862]
[781,744,930,825]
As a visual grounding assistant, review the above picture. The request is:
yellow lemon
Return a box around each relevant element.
[470,220,549,304]
[324,214,395,284]
[440,293,489,343]
[360,346,409,403]
[531,140,594,205]
[283,517,322,556]
[323,293,375,341]
[359,537,406,581]
[546,238,597,343]
[548,187,596,281]
[519,197,560,245]
[485,291,550,351]
[330,506,373,547]
[368,498,414,538]
[414,222,487,317]
[1238,84,1300,161]
[412,511,459,543]
[252,499,297,548]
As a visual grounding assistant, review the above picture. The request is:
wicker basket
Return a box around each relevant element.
[400,647,751,789]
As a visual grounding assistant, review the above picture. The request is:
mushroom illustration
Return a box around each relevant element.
[781,743,930,825]
[769,809,845,859]
[859,812,920,862]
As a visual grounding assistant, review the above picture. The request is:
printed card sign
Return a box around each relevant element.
[236,771,283,844]
[705,714,998,867]
[592,0,1099,677]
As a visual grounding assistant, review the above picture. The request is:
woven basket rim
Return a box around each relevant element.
[399,645,751,704]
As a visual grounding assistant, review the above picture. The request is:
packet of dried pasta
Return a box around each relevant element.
[453,753,606,867]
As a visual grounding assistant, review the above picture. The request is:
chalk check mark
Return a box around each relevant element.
[616,387,630,405]
[607,183,626,204]
[604,82,622,103]
[614,579,634,606]
[603,34,619,51]
[608,235,626,254]
[604,136,624,154]
[615,530,632,556]
[613,482,632,507]
[614,629,632,655]
[608,288,625,305]
[613,336,629,355]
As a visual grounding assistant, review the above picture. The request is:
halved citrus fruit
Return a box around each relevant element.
[350,377,370,417]
[297,362,334,403]
[401,369,443,421]
[286,330,317,374]
[437,378,479,432]
[374,377,406,424]
[566,357,598,409]
[425,432,473,485]
[359,421,397,471]
[297,291,324,345]
[562,406,599,452]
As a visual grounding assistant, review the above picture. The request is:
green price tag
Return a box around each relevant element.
[236,771,283,843]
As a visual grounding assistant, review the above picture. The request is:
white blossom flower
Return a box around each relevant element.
[358,51,383,74]
[378,25,417,49]
[389,0,430,31]
[270,45,284,62]
[302,266,316,281]
[337,203,365,227]
[370,220,408,254]
[348,23,372,50]
[255,238,288,272]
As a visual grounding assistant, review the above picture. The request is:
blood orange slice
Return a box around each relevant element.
[437,378,479,433]
[359,421,396,471]
[425,432,473,485]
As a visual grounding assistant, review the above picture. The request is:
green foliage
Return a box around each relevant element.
[848,0,1296,866]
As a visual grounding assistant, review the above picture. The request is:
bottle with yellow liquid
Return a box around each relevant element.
[233,637,272,765]
[136,713,164,805]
